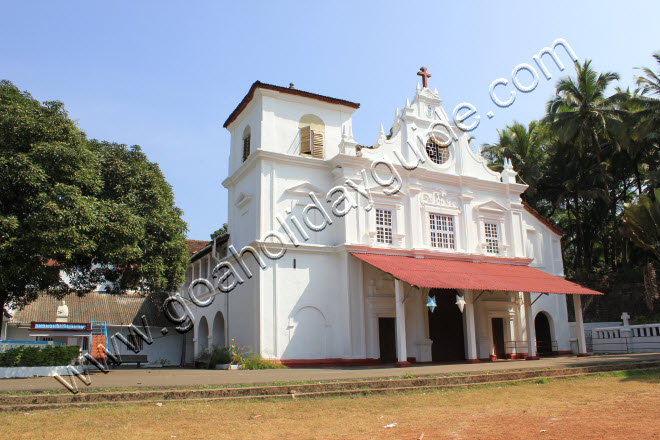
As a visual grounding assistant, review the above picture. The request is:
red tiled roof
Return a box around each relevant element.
[351,252,602,295]
[522,202,564,236]
[186,239,211,256]
[223,81,360,128]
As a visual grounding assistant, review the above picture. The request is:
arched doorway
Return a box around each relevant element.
[535,312,553,355]
[212,311,225,348]
[197,316,209,354]
[428,289,465,362]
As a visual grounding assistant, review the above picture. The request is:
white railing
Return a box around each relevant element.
[592,323,660,354]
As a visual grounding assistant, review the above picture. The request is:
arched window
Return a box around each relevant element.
[426,136,449,165]
[242,125,251,162]
[299,114,324,159]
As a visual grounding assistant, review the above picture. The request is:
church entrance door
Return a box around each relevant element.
[378,317,397,363]
[428,289,465,362]
[491,318,506,360]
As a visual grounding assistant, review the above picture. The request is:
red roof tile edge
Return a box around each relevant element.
[351,252,603,296]
[223,81,360,128]
[522,201,565,236]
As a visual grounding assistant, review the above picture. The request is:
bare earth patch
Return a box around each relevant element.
[2,372,659,439]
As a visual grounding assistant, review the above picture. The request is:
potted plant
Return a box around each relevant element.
[209,346,232,370]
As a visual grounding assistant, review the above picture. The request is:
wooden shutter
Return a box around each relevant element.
[311,131,324,159]
[300,126,311,155]
[300,126,323,158]
[243,136,250,162]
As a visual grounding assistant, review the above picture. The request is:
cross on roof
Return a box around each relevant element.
[417,67,431,88]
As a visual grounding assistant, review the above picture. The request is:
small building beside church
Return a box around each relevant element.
[181,72,601,366]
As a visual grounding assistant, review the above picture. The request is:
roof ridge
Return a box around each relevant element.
[223,81,360,128]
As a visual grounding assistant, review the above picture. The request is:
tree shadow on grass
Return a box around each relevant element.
[616,367,660,384]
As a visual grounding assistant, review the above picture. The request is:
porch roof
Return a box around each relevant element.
[350,252,603,295]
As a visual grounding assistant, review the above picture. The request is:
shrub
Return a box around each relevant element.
[241,353,286,370]
[0,345,80,367]
[208,346,232,369]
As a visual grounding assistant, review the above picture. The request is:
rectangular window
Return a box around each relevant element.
[484,222,500,254]
[429,214,455,249]
[376,209,393,244]
[242,135,251,162]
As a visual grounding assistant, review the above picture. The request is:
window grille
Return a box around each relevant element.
[376,209,393,244]
[484,222,500,254]
[426,137,449,164]
[430,214,455,249]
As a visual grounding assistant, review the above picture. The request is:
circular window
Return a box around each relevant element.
[426,137,450,165]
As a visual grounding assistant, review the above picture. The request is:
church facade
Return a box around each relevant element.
[183,73,600,366]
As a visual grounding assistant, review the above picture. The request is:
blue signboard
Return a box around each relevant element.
[32,322,89,331]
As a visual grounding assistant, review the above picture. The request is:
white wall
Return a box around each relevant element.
[217,82,571,362]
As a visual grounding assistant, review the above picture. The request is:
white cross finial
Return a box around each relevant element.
[621,312,630,327]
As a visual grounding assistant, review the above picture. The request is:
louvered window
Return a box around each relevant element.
[300,126,324,159]
[429,214,455,249]
[484,222,500,254]
[242,135,251,162]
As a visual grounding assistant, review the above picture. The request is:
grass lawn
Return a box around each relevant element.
[2,370,659,439]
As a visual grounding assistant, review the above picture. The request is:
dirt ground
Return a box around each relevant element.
[2,371,659,439]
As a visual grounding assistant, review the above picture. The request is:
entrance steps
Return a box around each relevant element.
[1,360,658,412]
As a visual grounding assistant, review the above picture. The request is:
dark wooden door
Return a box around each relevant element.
[378,317,396,363]
[491,318,506,359]
[428,289,465,362]
[535,313,553,355]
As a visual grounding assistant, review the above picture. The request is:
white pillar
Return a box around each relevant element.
[573,295,589,356]
[464,290,479,363]
[523,292,538,360]
[394,279,409,366]
[507,316,517,358]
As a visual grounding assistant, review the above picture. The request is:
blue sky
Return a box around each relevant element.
[2,1,659,240]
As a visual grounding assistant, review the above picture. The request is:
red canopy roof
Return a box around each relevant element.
[351,253,602,295]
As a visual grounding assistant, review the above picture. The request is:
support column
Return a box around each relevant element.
[573,295,590,357]
[464,290,479,363]
[506,315,517,359]
[394,279,410,367]
[523,292,538,360]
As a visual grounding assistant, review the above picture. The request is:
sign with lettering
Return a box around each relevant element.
[30,322,90,331]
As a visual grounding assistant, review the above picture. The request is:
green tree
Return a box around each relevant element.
[481,120,549,206]
[621,189,660,310]
[545,60,626,185]
[0,81,188,338]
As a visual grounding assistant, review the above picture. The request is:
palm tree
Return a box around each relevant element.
[621,188,660,310]
[545,59,626,186]
[636,52,660,98]
[481,121,549,205]
[633,53,660,193]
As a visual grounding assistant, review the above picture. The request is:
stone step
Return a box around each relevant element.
[1,361,658,411]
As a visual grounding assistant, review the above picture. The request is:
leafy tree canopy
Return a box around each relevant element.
[0,80,188,336]
[481,56,660,320]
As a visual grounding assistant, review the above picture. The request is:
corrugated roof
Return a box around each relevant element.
[351,252,602,295]
[9,291,173,327]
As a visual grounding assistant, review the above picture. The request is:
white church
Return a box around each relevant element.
[181,70,602,367]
